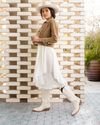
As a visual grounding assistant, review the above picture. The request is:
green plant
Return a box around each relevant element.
[85,30,100,68]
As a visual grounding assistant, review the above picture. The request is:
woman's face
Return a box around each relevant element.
[41,7,52,20]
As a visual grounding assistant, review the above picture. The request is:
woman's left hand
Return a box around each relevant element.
[32,36,42,43]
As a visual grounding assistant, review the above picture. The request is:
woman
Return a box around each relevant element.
[32,2,81,116]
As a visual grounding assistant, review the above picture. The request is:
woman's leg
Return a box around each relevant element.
[60,85,81,116]
[32,89,50,112]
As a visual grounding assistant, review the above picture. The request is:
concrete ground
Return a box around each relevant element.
[0,78,100,125]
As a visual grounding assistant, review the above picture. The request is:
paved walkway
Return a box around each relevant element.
[0,79,100,125]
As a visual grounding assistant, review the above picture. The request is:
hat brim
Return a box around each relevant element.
[37,4,58,13]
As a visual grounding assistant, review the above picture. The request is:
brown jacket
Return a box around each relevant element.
[36,18,58,47]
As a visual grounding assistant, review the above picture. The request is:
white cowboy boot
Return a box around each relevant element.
[60,86,81,116]
[32,89,50,112]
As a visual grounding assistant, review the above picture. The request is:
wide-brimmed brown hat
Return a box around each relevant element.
[37,2,59,13]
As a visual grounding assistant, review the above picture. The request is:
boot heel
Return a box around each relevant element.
[60,87,65,93]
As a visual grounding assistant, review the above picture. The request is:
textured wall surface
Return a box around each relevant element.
[0,0,85,103]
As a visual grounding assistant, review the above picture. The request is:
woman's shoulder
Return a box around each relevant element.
[49,18,56,23]
[49,18,58,27]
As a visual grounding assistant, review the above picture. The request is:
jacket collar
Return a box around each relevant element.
[44,17,54,23]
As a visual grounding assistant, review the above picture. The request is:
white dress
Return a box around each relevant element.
[33,44,67,90]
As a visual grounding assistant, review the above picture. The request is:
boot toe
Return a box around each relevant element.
[71,99,81,116]
[71,106,80,116]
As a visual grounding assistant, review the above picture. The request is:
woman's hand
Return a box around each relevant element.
[32,36,42,44]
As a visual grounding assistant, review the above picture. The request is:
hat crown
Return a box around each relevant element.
[37,2,59,13]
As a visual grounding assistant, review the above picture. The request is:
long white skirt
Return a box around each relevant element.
[33,45,67,90]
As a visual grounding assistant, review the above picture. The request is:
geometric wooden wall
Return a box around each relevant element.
[0,0,85,103]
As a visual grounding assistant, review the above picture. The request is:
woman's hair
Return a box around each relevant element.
[40,7,56,18]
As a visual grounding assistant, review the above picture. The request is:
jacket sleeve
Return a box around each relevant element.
[40,20,58,45]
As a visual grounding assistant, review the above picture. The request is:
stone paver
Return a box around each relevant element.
[0,80,100,125]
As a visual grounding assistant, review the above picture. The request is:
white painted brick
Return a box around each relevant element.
[60,3,73,7]
[28,8,37,12]
[0,3,9,8]
[0,61,8,65]
[55,49,63,53]
[7,82,20,86]
[17,53,31,56]
[71,57,84,61]
[0,36,9,41]
[7,33,20,37]
[71,65,84,69]
[6,8,20,11]
[0,86,8,90]
[71,33,84,37]
[70,82,85,86]
[71,7,84,11]
[60,61,74,65]
[18,62,31,65]
[60,53,73,57]
[17,12,31,16]
[29,24,38,29]
[18,3,31,7]
[0,94,9,98]
[71,41,84,45]
[6,65,20,69]
[7,16,20,20]
[70,24,84,28]
[29,49,37,53]
[64,77,75,82]
[0,70,9,74]
[0,20,9,25]
[17,29,31,32]
[71,16,84,20]
[17,20,31,24]
[70,0,83,3]
[80,78,85,81]
[61,12,75,16]
[17,94,30,98]
[6,0,20,3]
[17,37,31,41]
[6,25,20,28]
[0,78,8,82]
[60,45,73,49]
[0,12,9,16]
[59,37,75,41]
[7,41,20,45]
[17,78,31,82]
[71,74,85,78]
[80,37,85,40]
[6,74,20,77]
[7,49,20,53]
[6,99,19,102]
[28,98,41,102]
[17,86,30,90]
[28,90,41,94]
[28,57,36,61]
[7,90,20,94]
[28,16,40,20]
[17,70,31,73]
[80,70,84,73]
[60,29,73,33]
[71,49,84,53]
[6,57,20,61]
[62,70,73,74]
